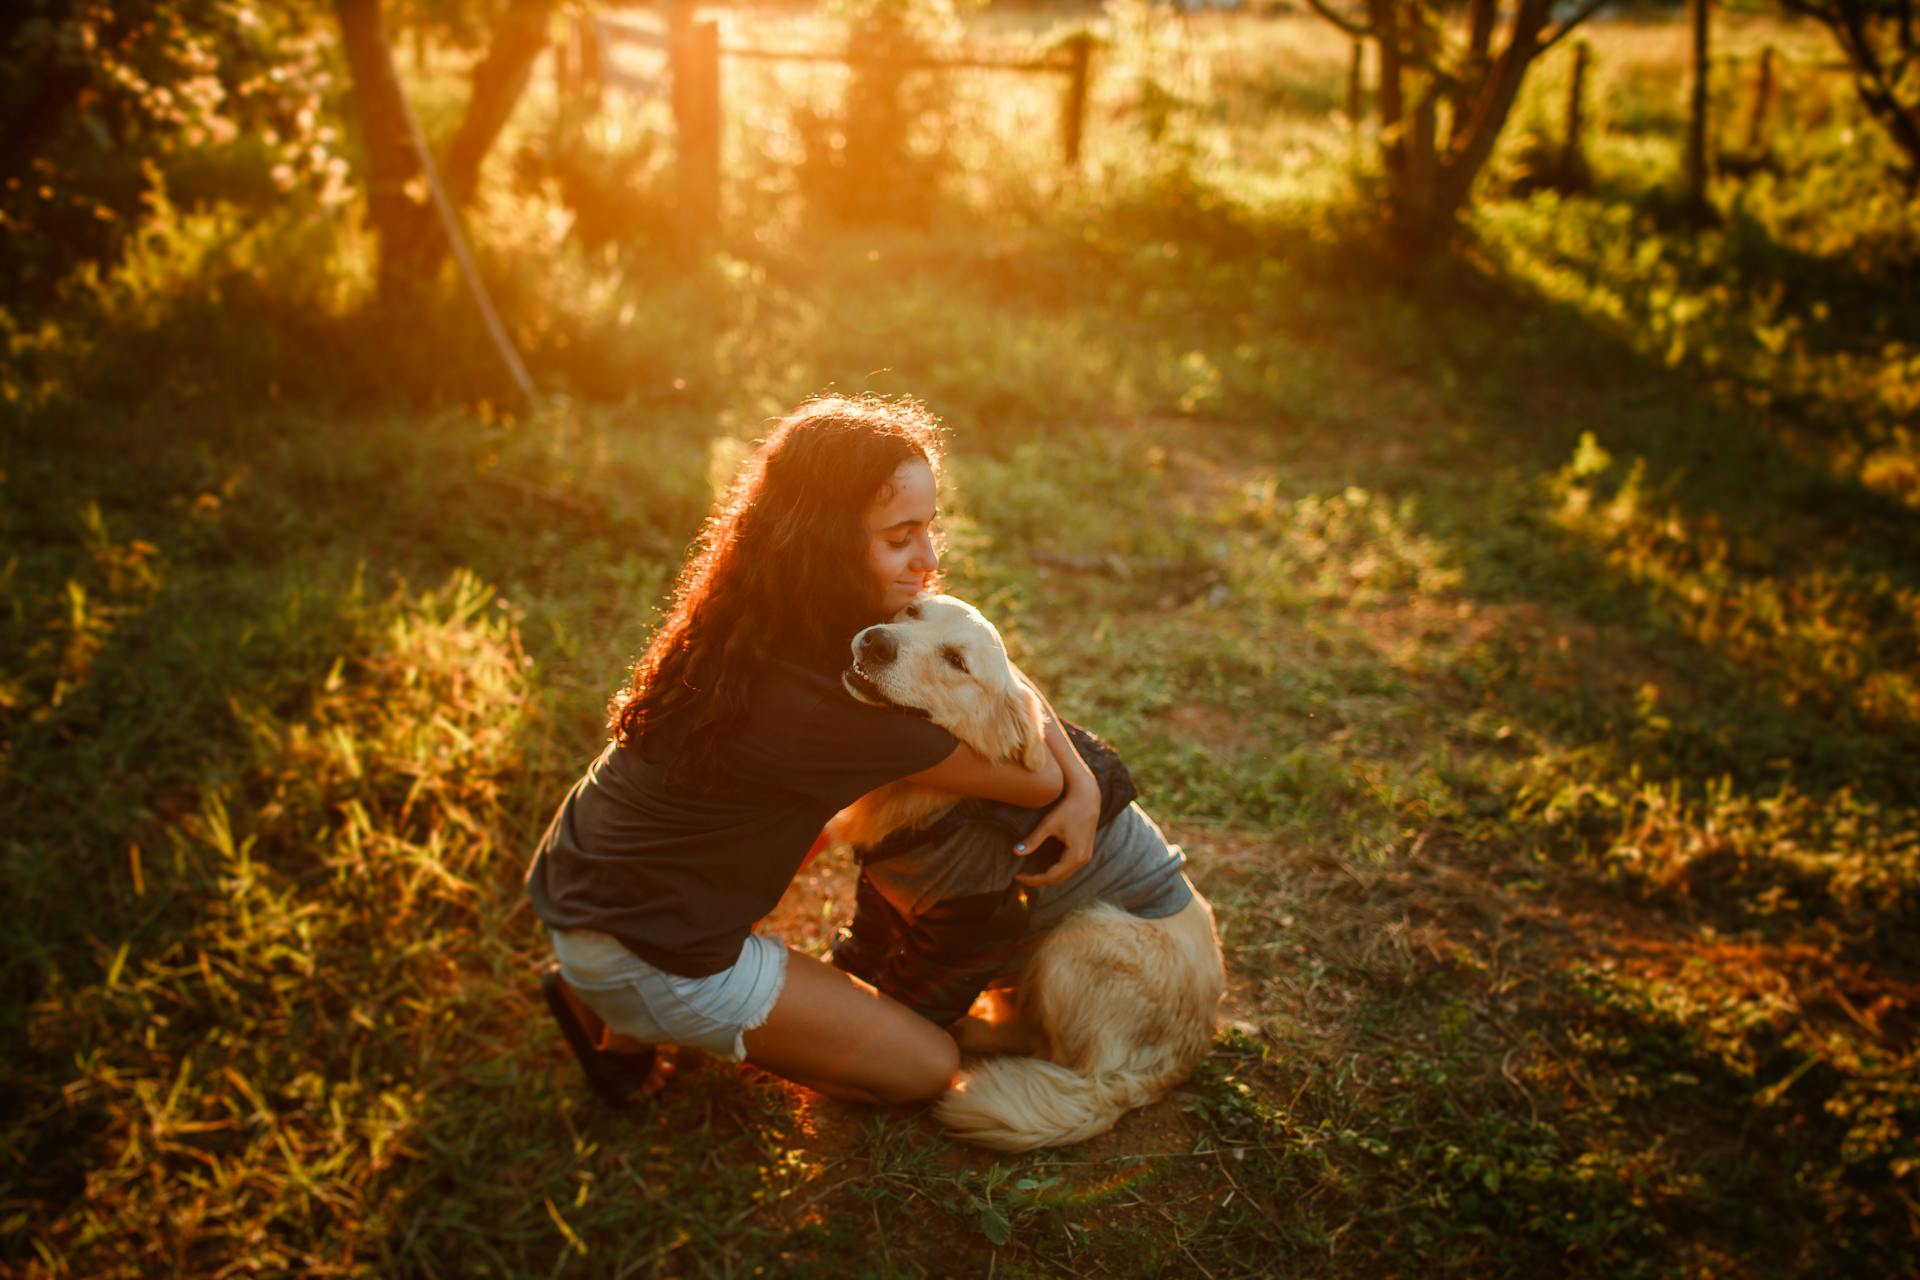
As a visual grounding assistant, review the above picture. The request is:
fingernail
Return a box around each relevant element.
[1015,843,1026,851]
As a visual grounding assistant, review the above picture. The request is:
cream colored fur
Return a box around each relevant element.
[830,594,1225,1152]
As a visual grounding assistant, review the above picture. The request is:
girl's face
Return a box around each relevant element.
[863,458,939,618]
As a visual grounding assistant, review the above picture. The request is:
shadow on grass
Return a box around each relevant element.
[0,390,765,1269]
[1714,197,1920,331]
[1040,183,1918,781]
[0,419,375,1248]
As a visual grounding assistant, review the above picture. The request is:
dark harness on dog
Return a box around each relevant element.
[837,722,1140,1026]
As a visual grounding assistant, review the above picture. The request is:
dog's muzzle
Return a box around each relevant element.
[856,626,897,667]
[843,624,931,716]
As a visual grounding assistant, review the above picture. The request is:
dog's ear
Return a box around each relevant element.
[998,683,1049,772]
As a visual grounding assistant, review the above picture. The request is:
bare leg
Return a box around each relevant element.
[743,950,959,1106]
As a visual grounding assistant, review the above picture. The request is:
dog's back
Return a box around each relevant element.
[935,893,1223,1152]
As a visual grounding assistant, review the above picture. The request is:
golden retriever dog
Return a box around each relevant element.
[831,595,1224,1152]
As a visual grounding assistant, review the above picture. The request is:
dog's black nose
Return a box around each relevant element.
[858,627,897,666]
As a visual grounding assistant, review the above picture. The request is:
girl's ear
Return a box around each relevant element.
[999,683,1048,772]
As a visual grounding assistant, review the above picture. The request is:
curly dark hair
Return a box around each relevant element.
[608,395,945,787]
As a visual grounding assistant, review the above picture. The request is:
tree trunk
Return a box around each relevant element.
[1402,86,1439,249]
[334,0,436,301]
[442,0,556,208]
[1347,40,1365,123]
[1311,0,1598,259]
[1369,0,1408,203]
[334,0,557,299]
[1459,0,1498,134]
[1416,0,1550,251]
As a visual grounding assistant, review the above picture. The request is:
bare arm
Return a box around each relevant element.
[902,738,1063,808]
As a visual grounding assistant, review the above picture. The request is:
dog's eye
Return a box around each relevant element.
[904,603,921,620]
[942,646,968,673]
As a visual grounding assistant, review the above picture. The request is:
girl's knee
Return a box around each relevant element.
[925,1031,961,1087]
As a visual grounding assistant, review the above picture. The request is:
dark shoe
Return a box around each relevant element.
[540,965,658,1105]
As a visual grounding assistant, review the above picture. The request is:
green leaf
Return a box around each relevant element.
[978,1204,1012,1246]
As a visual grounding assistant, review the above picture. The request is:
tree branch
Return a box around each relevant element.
[1776,0,1920,173]
[1370,0,1407,190]
[441,0,556,207]
[334,0,436,298]
[1538,0,1613,57]
[1465,0,1498,69]
[1300,0,1375,41]
[1439,0,1551,204]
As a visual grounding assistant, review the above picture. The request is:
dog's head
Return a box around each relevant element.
[843,595,1047,772]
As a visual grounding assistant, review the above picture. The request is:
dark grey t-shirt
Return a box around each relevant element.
[525,657,956,977]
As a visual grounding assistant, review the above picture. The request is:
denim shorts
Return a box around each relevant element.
[548,928,789,1062]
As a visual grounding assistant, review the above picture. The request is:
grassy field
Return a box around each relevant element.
[4,5,1918,1275]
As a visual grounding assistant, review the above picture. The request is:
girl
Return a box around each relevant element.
[527,396,1100,1106]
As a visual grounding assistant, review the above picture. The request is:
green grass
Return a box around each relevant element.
[5,5,1920,1275]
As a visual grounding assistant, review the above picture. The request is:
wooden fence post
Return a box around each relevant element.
[1744,45,1775,153]
[555,16,578,106]
[1685,0,1712,214]
[672,12,721,235]
[581,14,605,106]
[1347,39,1364,123]
[1562,41,1590,177]
[1061,32,1093,168]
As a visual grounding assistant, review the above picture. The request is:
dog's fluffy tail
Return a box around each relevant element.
[936,898,1222,1153]
[934,1056,1171,1153]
